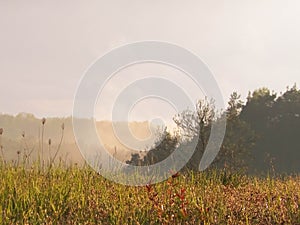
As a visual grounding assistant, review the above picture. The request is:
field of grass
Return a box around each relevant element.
[0,162,299,225]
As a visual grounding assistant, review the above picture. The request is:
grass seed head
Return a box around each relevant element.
[0,128,3,135]
[42,118,46,125]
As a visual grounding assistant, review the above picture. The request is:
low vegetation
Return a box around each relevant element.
[0,162,299,224]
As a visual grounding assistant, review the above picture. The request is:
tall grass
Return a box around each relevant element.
[0,122,299,224]
[0,164,299,224]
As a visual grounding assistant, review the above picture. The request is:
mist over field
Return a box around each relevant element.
[0,113,158,164]
[1,84,300,175]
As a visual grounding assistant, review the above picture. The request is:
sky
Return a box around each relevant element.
[1,0,300,123]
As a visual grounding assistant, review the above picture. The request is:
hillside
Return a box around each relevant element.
[0,113,158,164]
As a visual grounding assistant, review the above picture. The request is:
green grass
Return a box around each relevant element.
[0,162,299,225]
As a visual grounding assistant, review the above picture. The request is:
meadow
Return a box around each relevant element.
[0,119,299,224]
[0,162,299,225]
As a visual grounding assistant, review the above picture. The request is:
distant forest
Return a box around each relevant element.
[1,85,300,174]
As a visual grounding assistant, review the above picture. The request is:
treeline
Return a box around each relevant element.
[127,85,300,174]
[0,114,151,163]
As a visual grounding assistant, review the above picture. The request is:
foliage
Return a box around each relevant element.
[216,92,257,172]
[128,85,300,174]
[132,94,257,172]
[240,84,300,173]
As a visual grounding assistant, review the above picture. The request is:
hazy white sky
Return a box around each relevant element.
[1,0,300,121]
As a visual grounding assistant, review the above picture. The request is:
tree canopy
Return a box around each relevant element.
[127,85,300,174]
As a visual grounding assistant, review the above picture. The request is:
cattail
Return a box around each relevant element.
[48,138,52,146]
[61,123,65,130]
[22,131,25,138]
[0,128,3,135]
[42,117,46,125]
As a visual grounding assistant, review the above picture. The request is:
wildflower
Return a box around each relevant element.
[171,172,180,179]
[146,184,152,192]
